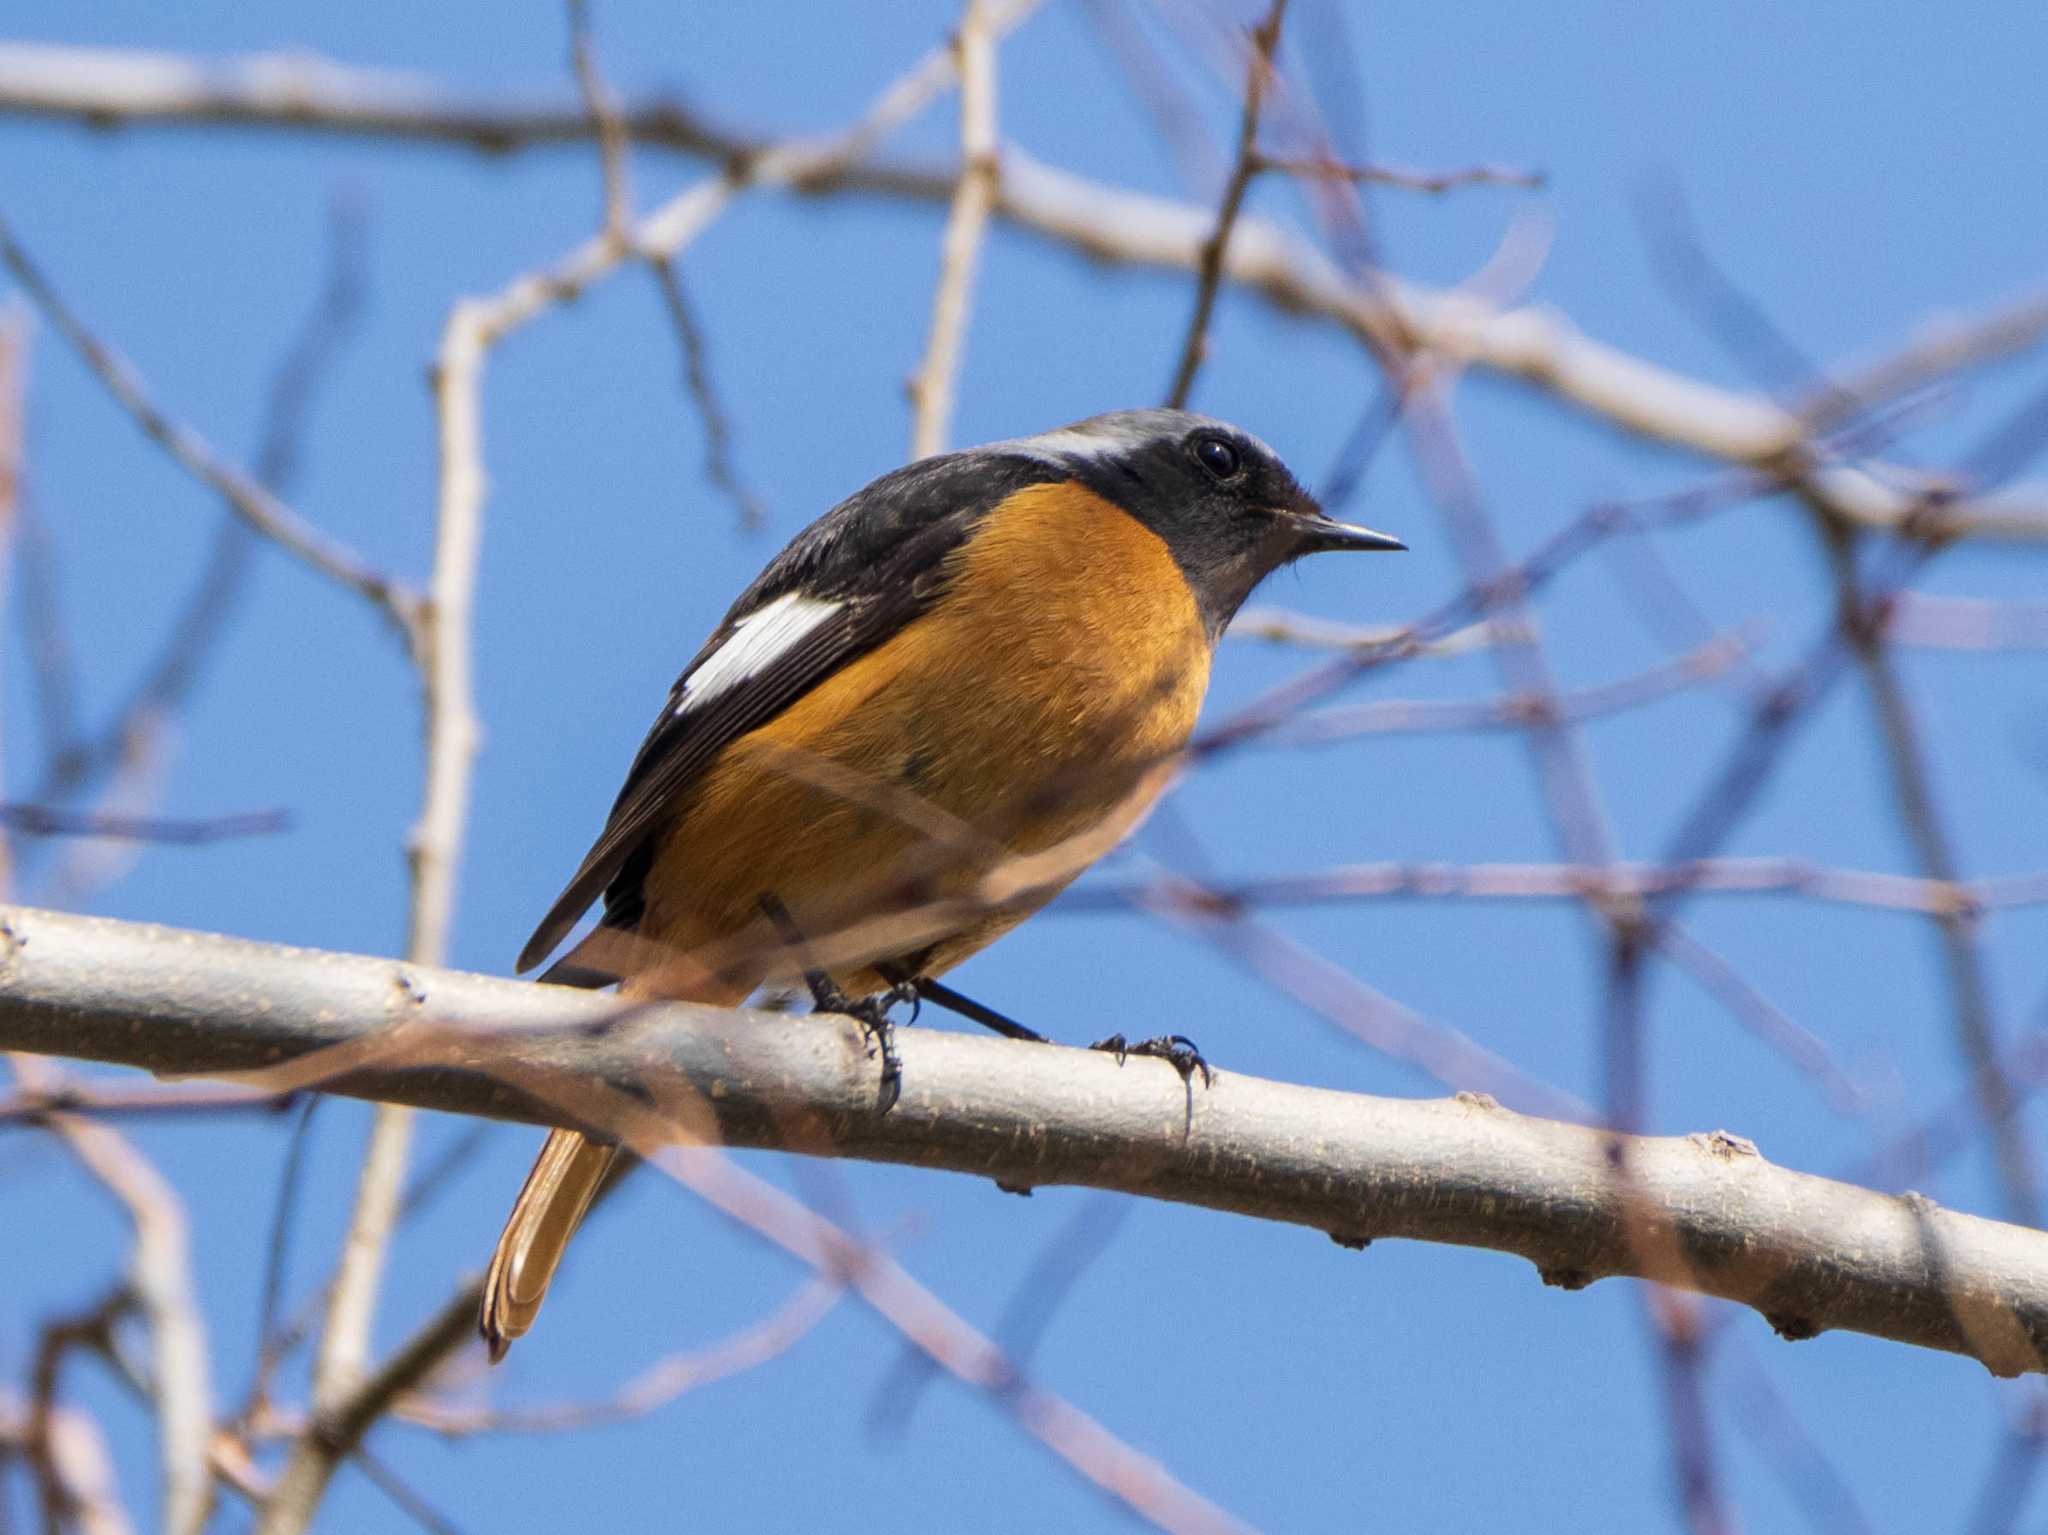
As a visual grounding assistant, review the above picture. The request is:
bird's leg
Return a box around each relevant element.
[877,966,1049,1045]
[758,895,909,1112]
[1089,1032,1215,1089]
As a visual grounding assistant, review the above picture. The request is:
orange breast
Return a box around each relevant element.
[631,482,1211,998]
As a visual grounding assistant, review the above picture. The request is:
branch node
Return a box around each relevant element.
[1690,1129,1760,1160]
[1766,1312,1822,1343]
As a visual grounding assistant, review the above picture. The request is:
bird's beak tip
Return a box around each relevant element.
[1302,514,1406,553]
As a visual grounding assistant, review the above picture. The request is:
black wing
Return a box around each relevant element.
[515,449,1060,973]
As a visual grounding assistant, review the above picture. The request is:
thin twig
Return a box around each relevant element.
[869,1194,1128,1437]
[0,209,418,640]
[0,804,288,843]
[1163,0,1287,409]
[1057,856,2048,918]
[645,258,765,529]
[349,1444,467,1535]
[33,195,369,806]
[906,0,1004,459]
[248,1095,319,1428]
[0,1080,293,1124]
[1272,628,1755,742]
[1650,920,1869,1116]
[1965,1390,2048,1535]
[1717,1337,1878,1535]
[1074,0,1222,191]
[397,1279,840,1435]
[1817,518,2038,1226]
[565,0,632,244]
[1252,152,1544,193]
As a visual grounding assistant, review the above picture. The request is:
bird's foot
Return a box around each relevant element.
[1089,1032,1215,1089]
[817,978,915,1114]
[760,895,914,1112]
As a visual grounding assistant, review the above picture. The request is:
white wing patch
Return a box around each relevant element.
[674,591,842,717]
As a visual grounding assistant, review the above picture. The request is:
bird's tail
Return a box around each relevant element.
[482,931,745,1361]
[481,1127,619,1361]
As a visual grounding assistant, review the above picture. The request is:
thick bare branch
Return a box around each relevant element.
[2,902,2046,1377]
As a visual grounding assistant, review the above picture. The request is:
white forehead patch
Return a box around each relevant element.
[675,591,841,717]
[991,409,1278,472]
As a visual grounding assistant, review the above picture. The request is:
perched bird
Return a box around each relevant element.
[482,408,1403,1357]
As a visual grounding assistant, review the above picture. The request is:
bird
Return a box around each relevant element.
[481,407,1403,1357]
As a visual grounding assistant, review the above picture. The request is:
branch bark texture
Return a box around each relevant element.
[1,903,2043,1378]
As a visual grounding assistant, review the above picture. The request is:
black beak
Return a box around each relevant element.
[1290,510,1406,554]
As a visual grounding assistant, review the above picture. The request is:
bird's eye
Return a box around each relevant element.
[1192,435,1242,481]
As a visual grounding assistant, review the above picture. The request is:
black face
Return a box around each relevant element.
[1039,409,1398,635]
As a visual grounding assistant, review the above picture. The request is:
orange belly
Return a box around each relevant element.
[629,482,1210,1000]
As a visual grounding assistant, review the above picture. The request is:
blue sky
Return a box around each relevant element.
[2,2,2047,1531]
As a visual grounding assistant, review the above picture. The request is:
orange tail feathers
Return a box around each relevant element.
[482,940,751,1361]
[480,1127,618,1362]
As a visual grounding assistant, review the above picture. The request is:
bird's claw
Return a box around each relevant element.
[1089,1032,1214,1089]
[846,987,914,1113]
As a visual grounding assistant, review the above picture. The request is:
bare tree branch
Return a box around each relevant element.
[1251,152,1544,193]
[645,258,765,530]
[0,804,288,843]
[32,192,370,809]
[564,0,631,244]
[0,210,420,639]
[906,0,1010,458]
[1163,0,1286,410]
[0,1080,293,1123]
[1271,628,1754,742]
[390,1279,839,1436]
[263,181,489,1535]
[1817,517,2037,1226]
[13,1054,214,1535]
[3,1393,134,1535]
[4,46,2046,539]
[2,902,2046,1376]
